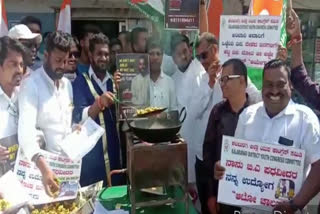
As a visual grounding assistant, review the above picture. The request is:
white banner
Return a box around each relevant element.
[218,136,305,211]
[14,149,81,205]
[219,15,282,68]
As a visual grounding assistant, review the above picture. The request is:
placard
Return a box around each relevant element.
[117,54,150,119]
[165,0,199,30]
[218,136,305,211]
[0,135,18,176]
[13,149,81,205]
[219,15,282,69]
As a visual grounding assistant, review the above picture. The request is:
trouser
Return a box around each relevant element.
[195,157,210,214]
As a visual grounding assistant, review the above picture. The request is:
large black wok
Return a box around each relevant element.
[125,107,187,143]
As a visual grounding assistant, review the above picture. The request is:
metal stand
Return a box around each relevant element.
[126,132,189,214]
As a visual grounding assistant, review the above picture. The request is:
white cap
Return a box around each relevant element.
[8,24,42,44]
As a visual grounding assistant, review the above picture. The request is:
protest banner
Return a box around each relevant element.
[219,15,282,89]
[13,149,81,205]
[0,135,18,176]
[218,136,305,212]
[117,53,150,119]
[165,0,199,30]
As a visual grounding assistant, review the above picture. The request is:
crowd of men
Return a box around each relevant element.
[1,5,320,214]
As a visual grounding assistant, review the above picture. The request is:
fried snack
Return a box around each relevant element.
[0,199,10,211]
[136,107,163,116]
[31,202,78,214]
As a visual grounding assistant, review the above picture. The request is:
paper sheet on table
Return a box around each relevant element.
[0,171,30,206]
[59,118,105,160]
[93,201,129,214]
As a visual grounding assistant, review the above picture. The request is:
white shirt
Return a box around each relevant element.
[150,72,178,111]
[235,100,320,169]
[18,66,73,160]
[0,86,19,139]
[81,66,112,121]
[131,73,150,106]
[172,59,223,182]
[88,66,111,92]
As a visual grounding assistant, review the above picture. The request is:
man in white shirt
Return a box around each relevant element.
[214,59,320,213]
[18,31,72,196]
[147,39,177,111]
[8,24,42,76]
[0,37,26,169]
[170,33,223,189]
[131,55,150,106]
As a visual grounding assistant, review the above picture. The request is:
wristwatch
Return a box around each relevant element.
[289,200,303,212]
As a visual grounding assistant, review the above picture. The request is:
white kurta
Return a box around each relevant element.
[172,59,223,183]
[18,67,73,161]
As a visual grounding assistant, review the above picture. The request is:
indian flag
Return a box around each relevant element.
[57,0,71,34]
[207,0,223,38]
[247,0,288,89]
[0,0,8,37]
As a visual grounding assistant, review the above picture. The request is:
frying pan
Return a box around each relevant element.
[124,107,187,143]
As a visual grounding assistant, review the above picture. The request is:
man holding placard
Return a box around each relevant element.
[214,59,320,213]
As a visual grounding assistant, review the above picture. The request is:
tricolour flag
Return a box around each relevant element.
[0,0,8,37]
[207,0,223,39]
[57,0,71,34]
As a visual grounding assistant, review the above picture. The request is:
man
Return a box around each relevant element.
[0,37,26,173]
[72,33,122,187]
[170,33,222,191]
[131,55,150,106]
[20,16,42,34]
[8,24,42,75]
[65,37,80,82]
[20,16,43,70]
[130,27,148,53]
[214,59,320,214]
[286,10,320,111]
[118,31,128,51]
[195,32,261,104]
[77,24,101,74]
[109,38,122,75]
[148,39,177,111]
[18,31,72,196]
[203,59,248,214]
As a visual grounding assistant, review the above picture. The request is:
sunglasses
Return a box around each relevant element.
[69,51,81,58]
[196,44,213,61]
[219,75,241,85]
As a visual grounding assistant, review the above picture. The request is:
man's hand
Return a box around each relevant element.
[0,146,9,163]
[100,92,116,108]
[287,9,301,38]
[207,196,220,214]
[277,45,288,61]
[42,169,60,197]
[214,161,225,180]
[208,61,221,89]
[113,71,121,90]
[273,201,295,214]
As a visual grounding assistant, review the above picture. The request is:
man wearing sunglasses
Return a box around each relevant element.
[65,37,81,82]
[8,24,42,76]
[203,59,249,214]
[195,32,261,104]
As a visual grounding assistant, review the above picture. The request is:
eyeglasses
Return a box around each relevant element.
[196,44,213,61]
[219,75,241,85]
[69,51,80,58]
[20,41,37,49]
[149,51,162,57]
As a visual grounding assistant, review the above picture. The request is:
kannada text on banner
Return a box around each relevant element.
[219,15,281,69]
[218,136,305,212]
[14,149,81,205]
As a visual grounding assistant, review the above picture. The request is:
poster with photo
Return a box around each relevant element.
[165,0,200,30]
[0,135,19,176]
[117,53,150,119]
